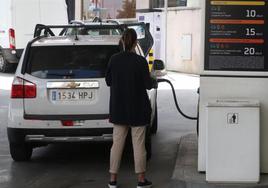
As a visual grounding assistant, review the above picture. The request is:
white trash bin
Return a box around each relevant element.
[206,99,260,183]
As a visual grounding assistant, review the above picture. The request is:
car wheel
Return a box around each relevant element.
[9,143,33,161]
[145,126,152,160]
[0,54,14,73]
[151,104,158,134]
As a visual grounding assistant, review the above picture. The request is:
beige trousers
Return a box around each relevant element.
[109,124,147,174]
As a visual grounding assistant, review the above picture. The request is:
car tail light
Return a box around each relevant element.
[11,77,36,98]
[61,120,74,126]
[9,28,16,49]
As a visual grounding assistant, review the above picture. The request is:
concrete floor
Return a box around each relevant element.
[0,72,199,188]
[171,134,268,188]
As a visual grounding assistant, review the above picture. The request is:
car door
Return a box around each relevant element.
[124,22,154,57]
[130,24,156,123]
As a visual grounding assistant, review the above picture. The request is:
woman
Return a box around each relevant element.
[105,28,155,188]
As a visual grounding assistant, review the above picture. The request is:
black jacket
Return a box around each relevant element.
[105,51,153,126]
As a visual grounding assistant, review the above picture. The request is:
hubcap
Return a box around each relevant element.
[0,55,4,70]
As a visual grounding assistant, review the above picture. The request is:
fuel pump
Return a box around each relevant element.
[198,0,267,182]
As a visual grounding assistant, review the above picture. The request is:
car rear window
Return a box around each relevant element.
[27,45,119,79]
[66,28,121,36]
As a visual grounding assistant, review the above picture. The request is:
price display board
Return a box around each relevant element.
[205,0,268,71]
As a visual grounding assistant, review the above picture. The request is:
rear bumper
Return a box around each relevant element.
[7,127,113,144]
[24,114,109,121]
[1,48,23,63]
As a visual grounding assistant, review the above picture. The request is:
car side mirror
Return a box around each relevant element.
[153,59,165,71]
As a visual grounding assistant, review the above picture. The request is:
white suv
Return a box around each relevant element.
[7,23,161,161]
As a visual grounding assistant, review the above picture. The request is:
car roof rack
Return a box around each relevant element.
[92,17,103,23]
[69,20,85,25]
[105,19,120,25]
[33,23,127,38]
[69,18,139,27]
[90,17,138,25]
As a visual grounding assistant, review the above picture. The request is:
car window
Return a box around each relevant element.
[125,23,153,57]
[26,45,119,79]
[65,28,121,36]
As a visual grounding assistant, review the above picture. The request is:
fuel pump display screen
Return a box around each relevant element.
[205,0,268,71]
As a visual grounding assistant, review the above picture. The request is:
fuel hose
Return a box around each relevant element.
[157,78,198,120]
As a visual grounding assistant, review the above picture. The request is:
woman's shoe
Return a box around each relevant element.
[137,179,152,188]
[108,181,117,188]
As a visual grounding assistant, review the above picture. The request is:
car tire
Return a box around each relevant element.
[151,104,158,134]
[0,54,14,73]
[145,126,152,160]
[9,143,33,161]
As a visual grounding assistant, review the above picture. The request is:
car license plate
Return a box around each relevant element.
[50,89,95,101]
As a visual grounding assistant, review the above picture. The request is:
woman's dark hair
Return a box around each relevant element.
[120,28,137,52]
